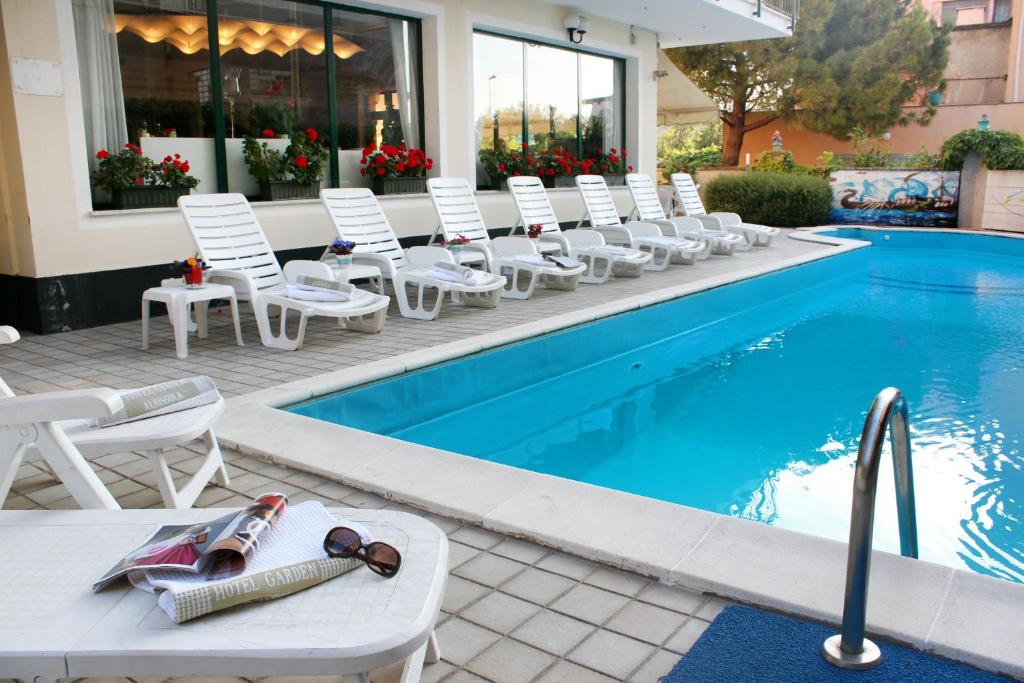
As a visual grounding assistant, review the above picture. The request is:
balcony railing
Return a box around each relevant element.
[754,0,800,27]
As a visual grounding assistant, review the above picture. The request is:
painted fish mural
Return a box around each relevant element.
[829,170,960,227]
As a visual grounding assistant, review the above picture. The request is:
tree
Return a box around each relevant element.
[665,0,949,166]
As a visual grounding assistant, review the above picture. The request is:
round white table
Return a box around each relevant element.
[141,282,243,359]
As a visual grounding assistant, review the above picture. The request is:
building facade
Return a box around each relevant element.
[0,0,793,334]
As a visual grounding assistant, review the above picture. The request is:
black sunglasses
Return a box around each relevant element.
[323,526,402,578]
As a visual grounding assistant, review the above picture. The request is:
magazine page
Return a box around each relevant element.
[92,492,288,592]
[146,501,372,622]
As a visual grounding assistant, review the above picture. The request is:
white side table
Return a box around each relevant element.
[142,282,243,359]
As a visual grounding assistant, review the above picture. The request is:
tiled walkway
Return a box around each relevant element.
[0,235,833,682]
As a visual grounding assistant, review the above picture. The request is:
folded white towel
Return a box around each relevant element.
[593,245,635,256]
[96,376,220,428]
[426,267,489,286]
[544,254,584,270]
[513,255,551,267]
[283,284,352,302]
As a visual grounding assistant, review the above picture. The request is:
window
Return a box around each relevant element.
[941,0,988,25]
[72,0,422,206]
[473,31,624,189]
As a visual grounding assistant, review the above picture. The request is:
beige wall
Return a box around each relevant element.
[943,23,1012,105]
[0,0,659,279]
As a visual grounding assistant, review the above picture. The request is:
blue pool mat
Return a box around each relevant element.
[664,606,1014,682]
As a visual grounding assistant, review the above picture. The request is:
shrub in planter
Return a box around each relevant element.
[91,143,199,209]
[704,173,832,228]
[362,143,432,194]
[243,128,327,201]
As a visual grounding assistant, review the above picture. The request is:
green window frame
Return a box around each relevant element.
[201,0,424,192]
[473,29,627,163]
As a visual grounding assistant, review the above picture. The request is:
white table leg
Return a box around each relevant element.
[194,300,210,339]
[140,297,151,350]
[170,297,190,359]
[228,295,244,346]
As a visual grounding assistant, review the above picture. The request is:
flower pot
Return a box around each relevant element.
[371,176,427,195]
[541,175,556,189]
[603,174,625,187]
[110,186,190,210]
[334,255,353,269]
[183,266,204,287]
[553,176,576,188]
[448,245,464,256]
[928,91,943,106]
[258,181,319,202]
[487,174,508,191]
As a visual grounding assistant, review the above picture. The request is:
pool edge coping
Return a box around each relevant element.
[216,232,1024,678]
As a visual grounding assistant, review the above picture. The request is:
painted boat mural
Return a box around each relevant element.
[829,169,960,227]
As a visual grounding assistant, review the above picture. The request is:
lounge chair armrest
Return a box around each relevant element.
[0,388,123,426]
[709,212,743,227]
[406,246,453,267]
[538,234,570,254]
[592,226,632,244]
[352,252,398,279]
[690,215,727,230]
[204,269,256,298]
[461,242,493,267]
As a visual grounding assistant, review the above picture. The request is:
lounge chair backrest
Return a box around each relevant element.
[427,177,492,247]
[506,176,562,237]
[670,173,708,217]
[576,175,623,228]
[626,173,669,222]
[321,188,407,270]
[178,193,285,295]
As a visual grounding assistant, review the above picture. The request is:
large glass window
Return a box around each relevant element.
[473,31,624,189]
[73,0,422,206]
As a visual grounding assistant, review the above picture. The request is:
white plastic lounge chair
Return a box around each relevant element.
[427,177,561,268]
[625,173,748,255]
[670,172,779,247]
[321,188,506,320]
[427,178,585,298]
[178,193,390,350]
[0,326,228,510]
[575,175,709,269]
[507,175,651,284]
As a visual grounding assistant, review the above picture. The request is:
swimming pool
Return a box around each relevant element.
[290,229,1024,583]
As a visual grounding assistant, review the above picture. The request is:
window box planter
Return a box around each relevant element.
[553,176,576,188]
[258,181,319,202]
[487,174,509,191]
[372,176,427,195]
[603,174,625,187]
[111,186,190,210]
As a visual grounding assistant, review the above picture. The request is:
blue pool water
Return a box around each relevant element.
[290,229,1024,582]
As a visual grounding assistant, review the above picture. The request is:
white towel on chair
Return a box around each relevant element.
[594,245,634,256]
[284,284,353,302]
[427,267,489,286]
[513,255,551,267]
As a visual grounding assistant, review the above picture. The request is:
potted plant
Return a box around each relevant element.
[170,256,210,287]
[91,144,199,209]
[546,149,578,188]
[527,223,544,239]
[361,144,432,194]
[327,239,356,269]
[243,128,327,201]
[479,147,525,190]
[441,234,470,256]
[596,148,632,186]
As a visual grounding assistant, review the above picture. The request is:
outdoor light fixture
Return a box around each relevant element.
[653,69,669,81]
[564,14,589,44]
[978,114,991,131]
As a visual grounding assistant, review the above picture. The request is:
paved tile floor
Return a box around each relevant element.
[0,236,831,681]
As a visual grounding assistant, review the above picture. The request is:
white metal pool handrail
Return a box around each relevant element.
[822,387,918,670]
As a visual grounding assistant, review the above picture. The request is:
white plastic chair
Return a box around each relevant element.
[575,175,709,269]
[0,326,228,510]
[507,175,651,284]
[321,189,506,320]
[178,193,390,350]
[670,172,779,247]
[427,178,585,298]
[625,173,748,255]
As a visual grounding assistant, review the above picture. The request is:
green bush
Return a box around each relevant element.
[939,129,1024,171]
[704,173,833,228]
[751,150,801,174]
[660,147,723,179]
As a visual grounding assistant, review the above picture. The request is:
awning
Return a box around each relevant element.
[657,51,719,126]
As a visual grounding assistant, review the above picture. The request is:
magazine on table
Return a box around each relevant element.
[92,491,288,592]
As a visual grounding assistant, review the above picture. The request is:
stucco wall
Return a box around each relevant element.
[0,0,660,279]
[943,24,1012,105]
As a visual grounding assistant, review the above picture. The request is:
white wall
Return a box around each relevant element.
[1,0,657,278]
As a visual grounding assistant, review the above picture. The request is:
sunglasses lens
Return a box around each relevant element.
[366,542,401,577]
[325,527,362,557]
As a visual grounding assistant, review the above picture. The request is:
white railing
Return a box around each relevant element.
[753,0,799,27]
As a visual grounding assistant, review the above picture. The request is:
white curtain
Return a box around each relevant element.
[389,19,420,150]
[72,0,128,169]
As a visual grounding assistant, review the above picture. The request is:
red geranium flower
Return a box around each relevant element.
[294,155,309,169]
[375,167,385,176]
[135,177,144,185]
[261,128,275,138]
[360,168,367,176]
[498,162,507,173]
[305,128,318,142]
[627,165,634,172]
[96,150,109,160]
[181,162,190,172]
[396,161,406,172]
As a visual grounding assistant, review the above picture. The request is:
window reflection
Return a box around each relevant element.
[580,54,623,159]
[526,44,578,154]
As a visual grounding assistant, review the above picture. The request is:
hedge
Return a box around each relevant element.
[939,129,1024,171]
[704,173,832,228]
